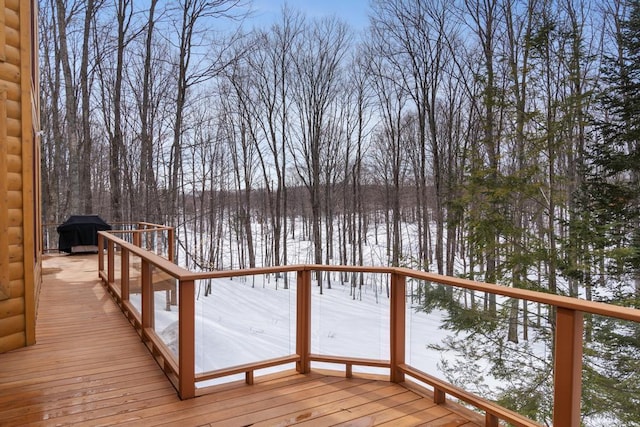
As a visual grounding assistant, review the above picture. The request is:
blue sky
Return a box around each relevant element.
[247,0,371,32]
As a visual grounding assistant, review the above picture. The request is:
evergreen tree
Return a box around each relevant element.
[580,1,640,424]
[586,0,640,302]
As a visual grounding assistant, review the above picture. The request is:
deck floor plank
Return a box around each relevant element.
[297,388,433,426]
[116,376,361,426]
[249,383,410,427]
[175,379,391,427]
[0,254,482,426]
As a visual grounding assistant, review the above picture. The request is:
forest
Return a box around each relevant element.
[40,0,639,425]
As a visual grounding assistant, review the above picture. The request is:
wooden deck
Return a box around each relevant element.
[0,254,482,426]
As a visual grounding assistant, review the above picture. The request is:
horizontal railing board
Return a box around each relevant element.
[100,233,640,324]
[196,355,300,383]
[309,354,391,369]
[400,364,542,427]
[143,327,179,376]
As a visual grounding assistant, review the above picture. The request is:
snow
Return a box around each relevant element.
[130,270,456,390]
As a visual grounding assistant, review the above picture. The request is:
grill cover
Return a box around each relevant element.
[57,215,111,253]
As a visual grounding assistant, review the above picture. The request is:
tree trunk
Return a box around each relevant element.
[55,0,81,214]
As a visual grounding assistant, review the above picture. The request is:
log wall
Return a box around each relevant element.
[0,0,40,353]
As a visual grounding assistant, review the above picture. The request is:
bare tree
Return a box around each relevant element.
[166,0,247,226]
[247,7,304,278]
[290,16,351,292]
[92,0,136,222]
[370,0,457,274]
[40,2,66,224]
[223,60,260,268]
[138,0,161,223]
[346,53,373,296]
[364,42,409,269]
[54,0,88,214]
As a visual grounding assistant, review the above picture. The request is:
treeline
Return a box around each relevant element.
[40,0,638,295]
[40,0,640,424]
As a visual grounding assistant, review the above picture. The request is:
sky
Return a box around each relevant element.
[246,0,371,33]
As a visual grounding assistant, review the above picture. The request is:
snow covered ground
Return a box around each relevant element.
[130,270,462,389]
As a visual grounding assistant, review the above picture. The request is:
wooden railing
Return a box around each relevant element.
[106,222,175,262]
[97,226,640,427]
[42,221,174,256]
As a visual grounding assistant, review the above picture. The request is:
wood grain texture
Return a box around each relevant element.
[0,88,9,303]
[19,0,37,346]
[0,0,6,63]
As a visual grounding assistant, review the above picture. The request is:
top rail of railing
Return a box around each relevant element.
[99,231,640,323]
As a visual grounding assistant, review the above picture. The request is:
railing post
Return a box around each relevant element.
[98,233,104,275]
[485,413,499,427]
[133,230,141,248]
[140,259,154,330]
[107,239,114,285]
[390,272,406,383]
[296,269,311,374]
[553,307,583,427]
[120,247,129,301]
[151,230,156,254]
[178,279,196,399]
[168,227,175,263]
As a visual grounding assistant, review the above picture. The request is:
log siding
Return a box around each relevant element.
[0,0,40,352]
